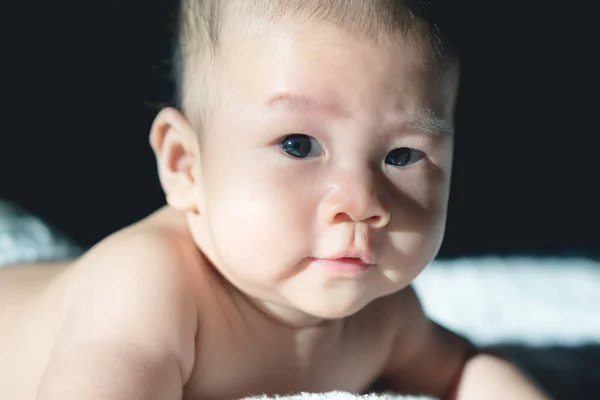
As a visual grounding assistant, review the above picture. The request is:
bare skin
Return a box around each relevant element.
[0,207,443,399]
[0,16,550,400]
[0,208,548,400]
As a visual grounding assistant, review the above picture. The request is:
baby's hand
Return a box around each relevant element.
[36,233,198,400]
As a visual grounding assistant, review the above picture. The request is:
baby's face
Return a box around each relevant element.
[192,19,458,323]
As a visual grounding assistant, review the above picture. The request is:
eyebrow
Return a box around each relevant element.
[405,107,455,135]
[266,93,454,135]
[266,93,346,118]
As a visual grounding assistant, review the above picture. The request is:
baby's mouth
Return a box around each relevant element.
[309,253,377,276]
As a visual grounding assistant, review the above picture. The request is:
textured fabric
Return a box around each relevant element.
[0,200,82,266]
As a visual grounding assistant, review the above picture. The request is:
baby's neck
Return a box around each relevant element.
[241,293,338,330]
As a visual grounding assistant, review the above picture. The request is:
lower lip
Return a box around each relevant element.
[312,258,374,275]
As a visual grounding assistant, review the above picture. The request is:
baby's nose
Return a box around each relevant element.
[319,172,390,229]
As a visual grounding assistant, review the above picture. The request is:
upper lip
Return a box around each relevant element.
[321,249,378,265]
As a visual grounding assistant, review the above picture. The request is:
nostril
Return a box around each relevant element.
[365,215,386,228]
[331,212,354,225]
[331,212,388,227]
[366,215,382,225]
[368,210,391,228]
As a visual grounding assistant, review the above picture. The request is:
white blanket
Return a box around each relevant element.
[1,199,599,399]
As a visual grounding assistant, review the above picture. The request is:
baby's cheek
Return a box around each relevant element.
[207,173,314,266]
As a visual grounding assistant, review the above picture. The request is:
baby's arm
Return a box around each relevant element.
[379,286,549,399]
[36,233,198,400]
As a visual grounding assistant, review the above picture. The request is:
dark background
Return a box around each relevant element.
[1,1,598,258]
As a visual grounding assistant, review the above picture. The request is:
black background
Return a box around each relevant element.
[1,1,598,258]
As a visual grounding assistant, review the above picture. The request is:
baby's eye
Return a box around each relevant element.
[280,134,323,159]
[385,147,424,167]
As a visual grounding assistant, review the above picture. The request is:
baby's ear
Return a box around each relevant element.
[149,107,201,213]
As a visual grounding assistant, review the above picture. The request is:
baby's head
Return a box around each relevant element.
[150,0,459,325]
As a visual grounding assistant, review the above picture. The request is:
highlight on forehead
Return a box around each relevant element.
[175,0,455,127]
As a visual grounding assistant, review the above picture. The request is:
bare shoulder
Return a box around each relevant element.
[68,206,202,354]
[37,207,204,398]
[378,284,473,398]
[77,207,209,290]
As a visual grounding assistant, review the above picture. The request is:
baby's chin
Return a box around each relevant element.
[288,290,384,320]
[277,272,409,321]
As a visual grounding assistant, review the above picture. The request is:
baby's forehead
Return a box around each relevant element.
[232,24,451,96]
[178,3,458,128]
[183,32,457,131]
[229,18,432,70]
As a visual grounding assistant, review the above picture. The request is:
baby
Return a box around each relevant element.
[0,1,550,399]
